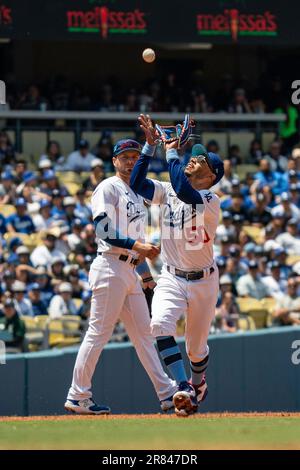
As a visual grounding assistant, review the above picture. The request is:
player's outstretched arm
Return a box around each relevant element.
[130,114,158,200]
[130,147,155,200]
[166,143,203,205]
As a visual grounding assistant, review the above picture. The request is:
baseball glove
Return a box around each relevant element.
[155,114,195,149]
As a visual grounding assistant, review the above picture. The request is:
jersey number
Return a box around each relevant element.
[185,226,210,245]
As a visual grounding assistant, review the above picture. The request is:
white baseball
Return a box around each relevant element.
[142,48,155,63]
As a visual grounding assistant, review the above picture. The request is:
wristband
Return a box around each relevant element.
[143,276,153,283]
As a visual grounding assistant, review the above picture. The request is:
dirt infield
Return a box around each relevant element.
[2,412,300,422]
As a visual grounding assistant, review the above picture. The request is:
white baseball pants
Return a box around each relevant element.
[68,254,177,402]
[151,265,219,362]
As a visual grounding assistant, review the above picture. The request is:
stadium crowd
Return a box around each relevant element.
[1,119,300,352]
[3,75,297,117]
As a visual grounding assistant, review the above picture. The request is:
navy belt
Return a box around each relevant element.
[98,252,139,266]
[167,266,214,281]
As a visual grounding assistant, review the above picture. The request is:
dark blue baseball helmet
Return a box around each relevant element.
[113,139,142,157]
[191,144,224,185]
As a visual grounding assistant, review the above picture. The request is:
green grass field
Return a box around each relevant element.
[1,414,300,449]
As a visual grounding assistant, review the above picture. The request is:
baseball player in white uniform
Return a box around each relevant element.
[65,138,177,415]
[130,114,224,416]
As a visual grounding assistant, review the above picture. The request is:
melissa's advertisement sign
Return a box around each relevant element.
[0,0,298,45]
[66,6,147,38]
[0,1,12,26]
[197,9,278,42]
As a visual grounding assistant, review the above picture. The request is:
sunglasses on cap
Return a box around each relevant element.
[193,154,214,173]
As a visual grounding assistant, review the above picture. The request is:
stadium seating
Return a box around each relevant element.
[56,171,81,184]
[0,204,16,217]
[46,317,83,348]
[236,164,259,180]
[238,315,256,331]
[81,131,101,148]
[229,131,254,160]
[262,131,277,152]
[242,225,264,244]
[21,316,46,351]
[236,297,272,329]
[63,182,81,196]
[22,131,47,165]
[286,255,300,266]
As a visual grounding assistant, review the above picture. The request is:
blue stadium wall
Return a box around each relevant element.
[1,327,300,416]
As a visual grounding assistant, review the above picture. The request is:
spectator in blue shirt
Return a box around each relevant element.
[27,283,49,316]
[74,188,92,223]
[254,159,288,196]
[0,213,6,235]
[6,198,35,234]
[50,189,66,220]
[34,266,54,308]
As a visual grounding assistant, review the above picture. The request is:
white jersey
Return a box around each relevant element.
[91,176,146,256]
[151,180,220,271]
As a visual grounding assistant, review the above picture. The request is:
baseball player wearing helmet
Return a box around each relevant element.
[65,138,177,415]
[130,114,224,416]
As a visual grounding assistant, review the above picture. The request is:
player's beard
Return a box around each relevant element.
[184,168,192,177]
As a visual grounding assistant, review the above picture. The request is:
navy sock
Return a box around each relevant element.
[156,336,187,384]
[190,355,209,385]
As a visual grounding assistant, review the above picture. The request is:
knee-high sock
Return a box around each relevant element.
[190,355,209,385]
[156,336,187,384]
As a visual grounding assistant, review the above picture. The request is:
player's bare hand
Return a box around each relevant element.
[138,114,158,146]
[133,241,160,260]
[165,140,178,151]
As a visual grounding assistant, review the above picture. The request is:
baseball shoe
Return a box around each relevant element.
[64,398,111,415]
[190,375,208,403]
[160,395,174,412]
[173,381,198,417]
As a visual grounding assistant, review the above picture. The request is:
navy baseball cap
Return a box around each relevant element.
[191,145,224,185]
[72,218,84,228]
[207,153,224,185]
[15,197,27,207]
[268,260,280,270]
[28,282,40,291]
[78,139,89,149]
[113,139,142,157]
[248,260,259,269]
[216,258,226,267]
[1,171,13,180]
[229,246,240,257]
[23,171,36,184]
[52,189,63,198]
[232,214,245,223]
[231,178,240,187]
[222,211,232,220]
[82,290,92,301]
[288,170,298,178]
[9,237,22,249]
[244,242,256,253]
[43,170,56,181]
[39,199,51,209]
